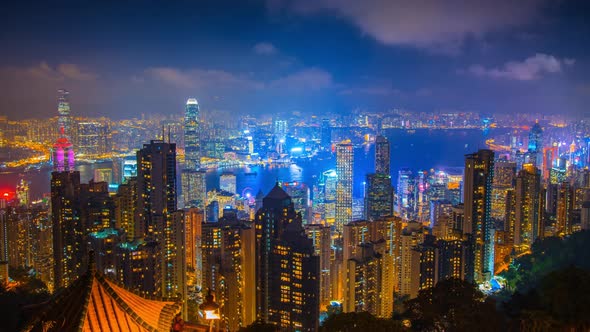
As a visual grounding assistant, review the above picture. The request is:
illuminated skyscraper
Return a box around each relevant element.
[336,141,354,232]
[514,164,543,247]
[182,99,206,209]
[184,98,201,170]
[51,170,84,289]
[57,89,72,139]
[343,218,395,317]
[528,121,543,167]
[304,224,331,308]
[255,184,320,331]
[135,140,184,298]
[201,215,255,331]
[397,169,414,220]
[463,149,495,283]
[365,135,393,221]
[374,135,390,175]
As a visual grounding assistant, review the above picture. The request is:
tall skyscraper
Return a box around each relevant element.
[57,89,72,139]
[201,215,255,331]
[528,121,543,165]
[374,135,390,175]
[365,135,393,220]
[182,98,206,209]
[514,164,543,246]
[255,184,320,331]
[463,149,495,283]
[336,141,354,232]
[397,168,414,219]
[135,140,184,298]
[51,170,84,289]
[184,98,201,170]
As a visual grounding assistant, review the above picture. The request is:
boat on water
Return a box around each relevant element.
[245,171,257,176]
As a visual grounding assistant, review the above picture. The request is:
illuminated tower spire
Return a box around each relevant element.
[57,89,71,139]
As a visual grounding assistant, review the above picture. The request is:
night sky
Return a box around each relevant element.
[1,0,589,119]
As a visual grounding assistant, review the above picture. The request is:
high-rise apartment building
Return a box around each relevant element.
[463,149,495,283]
[336,141,354,232]
[255,184,320,331]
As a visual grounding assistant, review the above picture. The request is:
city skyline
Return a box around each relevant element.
[0,1,589,119]
[2,3,590,331]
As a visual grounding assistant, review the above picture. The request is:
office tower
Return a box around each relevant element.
[365,174,393,221]
[336,141,354,232]
[321,169,338,225]
[321,118,332,150]
[274,119,288,154]
[343,219,395,317]
[57,89,72,139]
[182,99,206,209]
[304,224,331,308]
[283,181,311,225]
[463,149,495,283]
[184,208,203,291]
[201,215,255,331]
[51,170,84,289]
[365,135,393,221]
[114,178,137,241]
[220,172,237,194]
[184,98,201,170]
[136,140,183,298]
[77,121,109,155]
[255,184,320,331]
[374,135,390,175]
[556,182,574,235]
[397,168,413,219]
[514,164,543,247]
[528,121,543,167]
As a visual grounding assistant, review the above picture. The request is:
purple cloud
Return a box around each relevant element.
[467,53,574,81]
[270,0,548,54]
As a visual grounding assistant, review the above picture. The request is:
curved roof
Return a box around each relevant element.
[22,265,182,332]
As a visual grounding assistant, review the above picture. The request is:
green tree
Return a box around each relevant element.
[402,278,504,331]
[320,312,405,332]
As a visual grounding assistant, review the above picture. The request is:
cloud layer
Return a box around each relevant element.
[271,0,548,53]
[467,53,574,80]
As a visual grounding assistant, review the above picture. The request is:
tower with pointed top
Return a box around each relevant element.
[181,98,206,209]
[255,184,319,331]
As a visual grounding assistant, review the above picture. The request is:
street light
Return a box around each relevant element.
[199,289,220,332]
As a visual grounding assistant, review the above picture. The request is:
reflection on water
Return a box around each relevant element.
[0,128,506,200]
